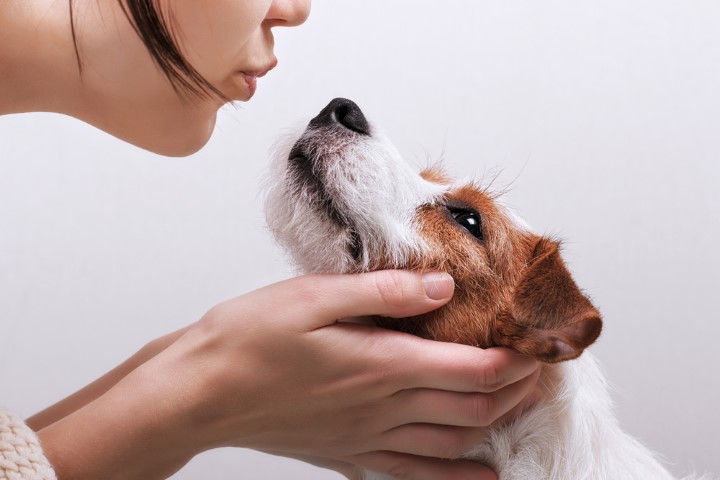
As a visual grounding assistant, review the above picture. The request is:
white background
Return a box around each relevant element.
[1,1,718,478]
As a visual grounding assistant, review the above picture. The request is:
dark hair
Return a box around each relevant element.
[69,0,228,102]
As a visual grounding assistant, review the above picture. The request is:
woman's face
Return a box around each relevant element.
[170,0,313,101]
[75,0,311,156]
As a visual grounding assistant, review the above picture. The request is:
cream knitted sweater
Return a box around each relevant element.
[0,408,56,480]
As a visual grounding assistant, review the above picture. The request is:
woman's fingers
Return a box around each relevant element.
[385,366,542,429]
[395,343,540,394]
[229,271,538,395]
[276,273,540,394]
[363,370,541,462]
[347,451,498,480]
[377,424,489,459]
[243,270,455,330]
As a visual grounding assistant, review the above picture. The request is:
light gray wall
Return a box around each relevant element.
[1,1,718,478]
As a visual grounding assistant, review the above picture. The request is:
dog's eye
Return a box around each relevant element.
[449,208,483,240]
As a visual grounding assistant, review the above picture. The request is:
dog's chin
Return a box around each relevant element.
[287,140,307,164]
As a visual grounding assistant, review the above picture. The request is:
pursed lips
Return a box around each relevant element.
[235,58,278,97]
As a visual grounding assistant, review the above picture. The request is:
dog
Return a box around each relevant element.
[265,98,701,480]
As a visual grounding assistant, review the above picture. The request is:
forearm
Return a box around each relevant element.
[36,359,200,480]
[27,325,192,432]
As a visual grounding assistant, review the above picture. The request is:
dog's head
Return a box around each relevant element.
[266,98,601,363]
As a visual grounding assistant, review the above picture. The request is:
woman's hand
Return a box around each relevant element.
[37,271,539,480]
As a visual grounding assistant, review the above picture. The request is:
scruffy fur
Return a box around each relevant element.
[265,98,705,480]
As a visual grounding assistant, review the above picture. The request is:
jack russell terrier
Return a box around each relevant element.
[265,98,703,480]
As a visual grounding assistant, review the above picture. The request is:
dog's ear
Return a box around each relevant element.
[493,238,602,363]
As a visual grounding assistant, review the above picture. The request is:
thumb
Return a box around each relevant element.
[254,270,455,330]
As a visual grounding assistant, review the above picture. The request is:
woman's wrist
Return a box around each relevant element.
[36,355,202,480]
[28,325,194,432]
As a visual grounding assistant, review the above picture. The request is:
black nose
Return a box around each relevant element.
[308,98,370,135]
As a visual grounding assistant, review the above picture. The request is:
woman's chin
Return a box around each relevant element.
[73,95,221,157]
[130,111,218,157]
[153,131,214,157]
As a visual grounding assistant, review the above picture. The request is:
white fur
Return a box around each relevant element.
[266,123,446,273]
[265,110,707,480]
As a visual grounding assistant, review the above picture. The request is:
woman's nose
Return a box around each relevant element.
[265,0,312,28]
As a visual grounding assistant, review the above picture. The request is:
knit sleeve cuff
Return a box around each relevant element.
[0,407,57,480]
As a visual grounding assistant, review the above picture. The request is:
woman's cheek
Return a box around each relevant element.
[167,0,271,76]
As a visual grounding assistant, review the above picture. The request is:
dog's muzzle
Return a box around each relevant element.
[285,98,371,262]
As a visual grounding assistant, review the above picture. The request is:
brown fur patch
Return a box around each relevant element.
[376,172,602,363]
[419,167,453,185]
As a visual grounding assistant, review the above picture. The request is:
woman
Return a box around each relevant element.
[0,1,540,479]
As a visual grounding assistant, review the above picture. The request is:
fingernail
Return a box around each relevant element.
[422,272,455,300]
